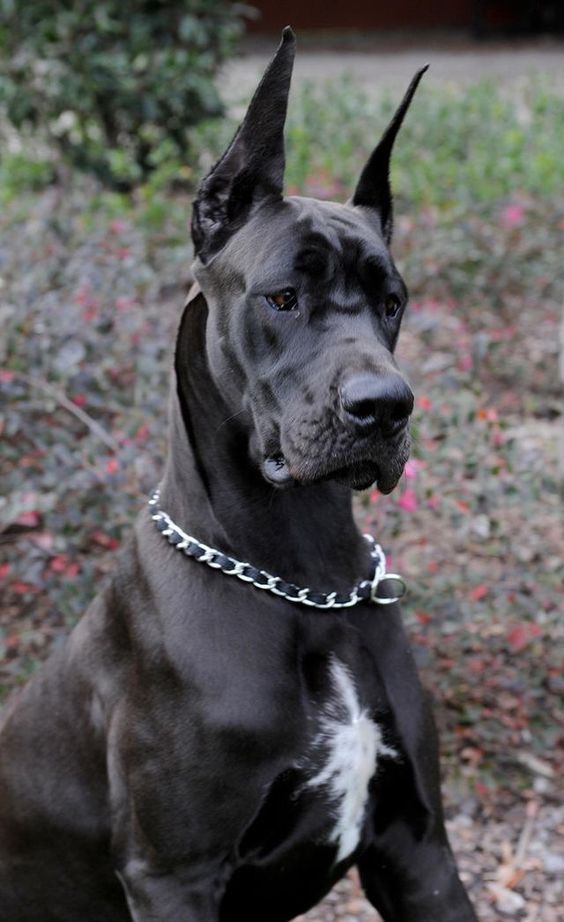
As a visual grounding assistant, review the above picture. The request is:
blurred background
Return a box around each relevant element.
[0,2,562,920]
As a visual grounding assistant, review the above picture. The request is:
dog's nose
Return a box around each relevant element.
[340,373,414,435]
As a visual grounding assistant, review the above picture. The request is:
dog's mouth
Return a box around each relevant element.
[261,444,408,494]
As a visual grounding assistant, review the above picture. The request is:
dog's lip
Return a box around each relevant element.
[263,429,409,492]
[325,461,402,494]
[285,443,408,493]
[331,460,381,491]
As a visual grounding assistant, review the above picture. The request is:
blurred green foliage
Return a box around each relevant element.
[282,76,564,206]
[2,74,563,210]
[0,0,248,188]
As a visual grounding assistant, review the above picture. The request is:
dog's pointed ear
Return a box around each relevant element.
[351,65,428,244]
[191,27,296,263]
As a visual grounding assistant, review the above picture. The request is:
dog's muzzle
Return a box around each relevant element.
[261,372,414,492]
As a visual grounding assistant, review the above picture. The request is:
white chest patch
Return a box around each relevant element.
[305,656,397,862]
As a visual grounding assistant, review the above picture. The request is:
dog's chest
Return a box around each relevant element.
[300,656,396,862]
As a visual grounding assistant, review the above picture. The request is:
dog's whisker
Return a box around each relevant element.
[215,407,247,432]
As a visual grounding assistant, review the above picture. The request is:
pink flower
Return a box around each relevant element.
[116,296,136,312]
[74,286,91,305]
[109,219,127,235]
[15,510,40,527]
[404,459,426,480]
[499,204,525,229]
[397,489,418,513]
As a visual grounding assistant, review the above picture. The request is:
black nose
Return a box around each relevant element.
[340,373,414,436]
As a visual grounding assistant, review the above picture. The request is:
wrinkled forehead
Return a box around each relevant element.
[199,196,395,291]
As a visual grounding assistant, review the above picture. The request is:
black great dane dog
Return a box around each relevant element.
[0,29,478,922]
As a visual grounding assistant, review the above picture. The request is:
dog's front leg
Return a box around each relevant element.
[356,609,478,921]
[115,858,220,922]
[357,818,477,921]
[108,727,224,922]
[111,802,224,922]
[355,714,478,921]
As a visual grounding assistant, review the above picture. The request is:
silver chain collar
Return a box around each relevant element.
[148,488,406,609]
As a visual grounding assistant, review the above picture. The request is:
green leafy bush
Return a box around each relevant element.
[0,0,247,188]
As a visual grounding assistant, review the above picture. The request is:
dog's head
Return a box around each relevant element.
[190,28,426,494]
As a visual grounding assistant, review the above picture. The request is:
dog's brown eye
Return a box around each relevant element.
[384,295,401,319]
[266,289,298,312]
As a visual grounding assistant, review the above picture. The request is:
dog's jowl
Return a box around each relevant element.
[0,29,478,922]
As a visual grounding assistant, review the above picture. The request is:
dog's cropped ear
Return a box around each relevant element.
[191,27,296,263]
[350,65,428,244]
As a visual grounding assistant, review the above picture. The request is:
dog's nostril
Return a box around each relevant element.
[349,398,377,423]
[390,395,413,422]
[340,374,413,434]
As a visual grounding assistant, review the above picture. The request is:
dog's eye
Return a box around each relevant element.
[384,295,402,319]
[266,289,298,312]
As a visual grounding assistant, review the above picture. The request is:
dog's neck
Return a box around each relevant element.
[159,293,371,593]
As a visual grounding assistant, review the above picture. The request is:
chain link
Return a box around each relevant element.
[148,488,406,609]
